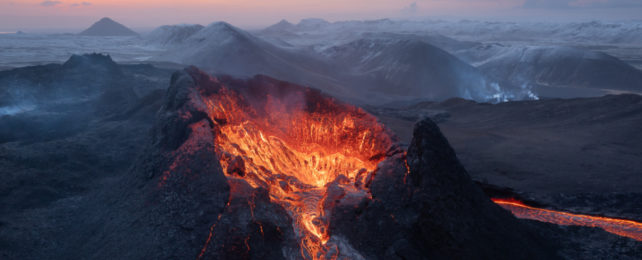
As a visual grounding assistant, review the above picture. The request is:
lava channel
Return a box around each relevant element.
[203,79,394,259]
[492,198,642,241]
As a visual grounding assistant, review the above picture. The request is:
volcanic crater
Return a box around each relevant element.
[142,67,557,259]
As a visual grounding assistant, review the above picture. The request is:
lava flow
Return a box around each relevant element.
[492,198,642,241]
[202,79,394,259]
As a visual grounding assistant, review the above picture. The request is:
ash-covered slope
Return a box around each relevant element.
[79,17,138,36]
[260,19,298,38]
[471,46,642,94]
[144,24,204,47]
[329,117,558,259]
[372,94,642,220]
[424,20,642,46]
[152,22,349,99]
[323,38,511,101]
[0,53,169,142]
[78,67,557,259]
[1,53,125,105]
[258,18,477,53]
[3,61,637,259]
[0,54,173,260]
[153,22,512,103]
[260,19,642,47]
[257,18,642,99]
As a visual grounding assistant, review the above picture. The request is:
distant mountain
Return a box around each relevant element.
[323,38,510,101]
[296,18,331,30]
[262,19,296,34]
[261,19,642,46]
[145,24,204,46]
[426,20,642,46]
[473,46,642,93]
[79,17,138,36]
[152,22,350,98]
[152,22,514,103]
[0,53,170,142]
[258,19,477,53]
[0,54,122,109]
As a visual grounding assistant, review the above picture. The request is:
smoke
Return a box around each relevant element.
[0,104,36,116]
[39,1,61,7]
[487,82,540,103]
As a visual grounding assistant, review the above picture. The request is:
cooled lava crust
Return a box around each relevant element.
[139,67,557,259]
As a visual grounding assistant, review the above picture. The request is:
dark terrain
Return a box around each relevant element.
[0,54,171,258]
[371,95,642,221]
[0,55,640,259]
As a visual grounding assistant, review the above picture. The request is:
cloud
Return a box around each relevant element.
[71,2,91,7]
[523,0,572,8]
[569,0,608,6]
[401,2,419,14]
[40,1,62,7]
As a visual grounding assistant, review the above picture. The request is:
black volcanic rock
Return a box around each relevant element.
[383,94,642,219]
[328,118,558,259]
[1,53,128,109]
[3,63,638,259]
[0,55,173,259]
[99,66,299,259]
[111,67,558,259]
[1,59,640,259]
[79,17,138,36]
[0,53,170,143]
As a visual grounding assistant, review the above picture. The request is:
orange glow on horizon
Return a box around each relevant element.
[2,0,641,30]
[0,0,528,30]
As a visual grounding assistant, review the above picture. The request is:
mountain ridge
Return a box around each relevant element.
[79,17,138,36]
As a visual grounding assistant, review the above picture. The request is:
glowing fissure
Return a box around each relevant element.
[492,198,642,241]
[203,84,393,259]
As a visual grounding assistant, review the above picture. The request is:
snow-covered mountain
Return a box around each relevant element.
[151,22,514,103]
[144,24,204,46]
[469,45,642,93]
[259,19,642,47]
[257,18,642,98]
[423,20,642,46]
[5,18,636,103]
[323,38,517,101]
[151,22,350,99]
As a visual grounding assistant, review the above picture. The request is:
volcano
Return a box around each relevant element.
[108,66,560,259]
[79,17,138,36]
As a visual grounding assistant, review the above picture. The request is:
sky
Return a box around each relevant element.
[1,0,641,32]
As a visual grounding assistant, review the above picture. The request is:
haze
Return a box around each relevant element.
[2,0,642,32]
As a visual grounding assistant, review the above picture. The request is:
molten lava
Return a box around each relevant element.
[202,79,394,259]
[492,198,642,241]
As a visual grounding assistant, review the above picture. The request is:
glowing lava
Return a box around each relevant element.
[202,80,393,259]
[492,198,642,241]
